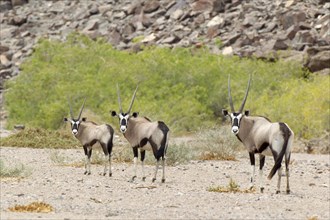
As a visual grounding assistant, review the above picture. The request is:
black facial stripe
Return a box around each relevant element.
[72,122,79,130]
[233,118,239,127]
[121,118,127,126]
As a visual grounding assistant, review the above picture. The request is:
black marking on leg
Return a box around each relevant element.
[140,150,146,162]
[133,147,138,158]
[249,152,255,166]
[83,145,88,155]
[260,155,265,170]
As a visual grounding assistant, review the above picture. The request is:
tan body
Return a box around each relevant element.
[75,121,113,147]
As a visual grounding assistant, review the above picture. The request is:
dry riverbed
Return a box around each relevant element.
[0,146,329,220]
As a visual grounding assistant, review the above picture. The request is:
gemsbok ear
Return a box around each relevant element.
[111,111,117,117]
[222,109,229,116]
[132,112,139,118]
[82,117,87,122]
[244,110,250,116]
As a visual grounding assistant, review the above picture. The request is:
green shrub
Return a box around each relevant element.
[0,159,30,178]
[4,33,329,139]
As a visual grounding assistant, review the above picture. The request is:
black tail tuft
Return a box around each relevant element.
[268,123,292,180]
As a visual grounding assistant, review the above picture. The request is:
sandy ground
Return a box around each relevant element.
[0,146,329,220]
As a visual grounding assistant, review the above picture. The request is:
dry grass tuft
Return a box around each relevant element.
[207,178,256,194]
[194,126,241,161]
[8,202,54,213]
[0,159,30,179]
[307,216,319,220]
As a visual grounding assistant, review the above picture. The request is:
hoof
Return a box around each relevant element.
[103,172,106,176]
[286,189,290,194]
[152,178,156,182]
[84,171,88,175]
[260,187,264,193]
[276,190,280,194]
[161,179,165,183]
[109,173,112,177]
[142,177,146,181]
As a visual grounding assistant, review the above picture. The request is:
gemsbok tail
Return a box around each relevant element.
[267,123,292,180]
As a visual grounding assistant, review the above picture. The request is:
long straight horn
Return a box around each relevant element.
[127,85,138,114]
[77,98,86,120]
[238,75,252,113]
[116,84,123,113]
[68,97,74,118]
[228,75,235,112]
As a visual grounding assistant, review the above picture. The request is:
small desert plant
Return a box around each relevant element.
[8,201,54,213]
[194,126,241,161]
[50,147,111,168]
[207,178,256,193]
[0,159,30,178]
[166,142,195,166]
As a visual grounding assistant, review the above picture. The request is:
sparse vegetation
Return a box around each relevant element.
[207,178,256,193]
[0,159,30,178]
[194,126,241,161]
[0,128,80,148]
[50,148,110,167]
[8,202,54,213]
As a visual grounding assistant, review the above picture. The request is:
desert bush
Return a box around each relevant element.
[194,126,241,161]
[0,159,30,178]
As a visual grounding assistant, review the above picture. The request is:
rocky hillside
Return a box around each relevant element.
[0,0,329,92]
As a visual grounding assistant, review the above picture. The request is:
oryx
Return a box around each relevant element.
[111,85,170,183]
[222,75,294,194]
[64,98,114,176]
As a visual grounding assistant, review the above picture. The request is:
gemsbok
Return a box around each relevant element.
[111,85,170,183]
[64,98,114,176]
[222,75,294,194]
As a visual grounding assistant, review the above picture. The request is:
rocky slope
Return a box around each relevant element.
[0,0,329,112]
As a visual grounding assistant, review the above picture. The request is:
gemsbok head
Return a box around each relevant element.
[222,75,294,194]
[111,84,170,183]
[64,98,114,176]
